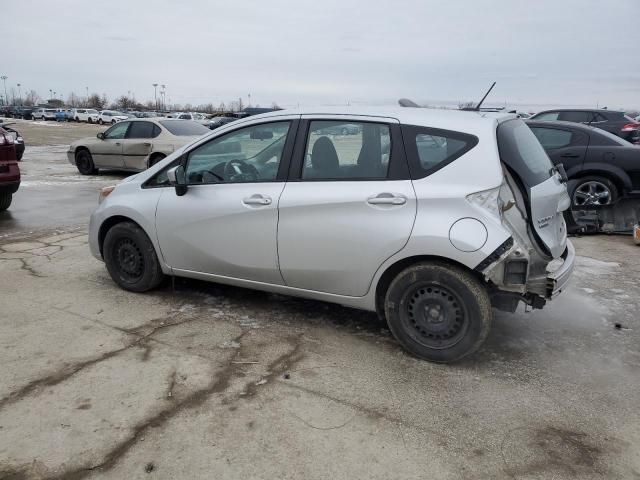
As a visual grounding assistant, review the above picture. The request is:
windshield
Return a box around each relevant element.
[160,120,210,136]
[87,109,98,114]
[498,119,554,189]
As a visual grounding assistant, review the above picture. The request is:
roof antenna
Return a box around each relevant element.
[462,82,496,111]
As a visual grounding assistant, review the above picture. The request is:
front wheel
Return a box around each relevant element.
[103,222,164,292]
[75,150,98,175]
[0,192,12,212]
[384,262,492,363]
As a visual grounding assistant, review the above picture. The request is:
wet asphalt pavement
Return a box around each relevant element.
[0,120,638,479]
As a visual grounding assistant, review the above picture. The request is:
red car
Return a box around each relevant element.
[0,126,20,211]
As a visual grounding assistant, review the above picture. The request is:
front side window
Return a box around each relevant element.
[104,121,130,139]
[302,121,390,180]
[533,111,560,121]
[530,127,573,149]
[186,121,290,184]
[127,121,159,139]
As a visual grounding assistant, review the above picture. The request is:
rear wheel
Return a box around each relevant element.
[98,118,102,125]
[75,149,98,175]
[571,176,617,207]
[384,262,492,363]
[103,222,164,292]
[0,192,12,212]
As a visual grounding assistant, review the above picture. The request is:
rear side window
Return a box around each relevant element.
[559,111,591,122]
[127,121,160,139]
[401,125,478,179]
[530,127,573,149]
[160,120,209,136]
[498,119,553,188]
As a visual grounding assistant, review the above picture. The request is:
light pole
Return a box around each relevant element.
[17,83,21,105]
[1,76,7,106]
[161,84,166,111]
[152,83,158,111]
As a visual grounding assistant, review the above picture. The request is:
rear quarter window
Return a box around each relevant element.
[401,125,478,179]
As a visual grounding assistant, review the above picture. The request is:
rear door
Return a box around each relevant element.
[498,119,569,258]
[529,125,588,175]
[277,116,416,296]
[122,121,159,170]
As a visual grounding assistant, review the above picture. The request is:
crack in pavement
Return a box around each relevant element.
[42,333,305,480]
[0,305,211,413]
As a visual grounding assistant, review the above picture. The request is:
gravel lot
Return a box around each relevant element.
[0,120,638,479]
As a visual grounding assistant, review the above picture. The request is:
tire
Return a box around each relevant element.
[75,149,98,175]
[384,262,492,363]
[89,118,94,124]
[75,117,80,122]
[111,119,116,125]
[98,119,102,125]
[103,221,164,292]
[0,192,12,212]
[147,153,166,168]
[570,176,618,208]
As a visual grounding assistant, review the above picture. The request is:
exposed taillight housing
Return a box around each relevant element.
[621,123,640,132]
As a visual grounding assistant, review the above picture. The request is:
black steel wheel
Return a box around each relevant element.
[103,221,164,292]
[75,149,97,175]
[385,262,492,363]
[402,283,469,350]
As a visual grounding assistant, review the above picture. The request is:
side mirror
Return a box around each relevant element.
[167,164,188,196]
[97,132,105,140]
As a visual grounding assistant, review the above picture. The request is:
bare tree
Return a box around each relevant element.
[87,93,107,109]
[24,90,40,106]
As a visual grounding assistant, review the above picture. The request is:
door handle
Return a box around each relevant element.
[367,194,407,205]
[242,194,272,206]
[115,142,121,146]
[560,153,579,158]
[143,142,151,146]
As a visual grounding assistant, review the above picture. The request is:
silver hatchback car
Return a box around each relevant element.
[89,107,575,363]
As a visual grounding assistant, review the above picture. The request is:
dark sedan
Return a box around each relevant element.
[527,120,640,209]
[530,109,640,144]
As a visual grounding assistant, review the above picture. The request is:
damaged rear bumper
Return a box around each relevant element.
[545,240,575,299]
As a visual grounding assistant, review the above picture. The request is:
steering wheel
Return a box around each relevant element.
[223,159,259,182]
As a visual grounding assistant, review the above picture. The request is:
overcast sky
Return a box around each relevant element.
[4,0,639,110]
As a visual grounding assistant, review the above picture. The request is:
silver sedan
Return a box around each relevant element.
[67,118,210,174]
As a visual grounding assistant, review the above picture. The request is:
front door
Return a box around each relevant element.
[92,121,130,168]
[155,119,297,284]
[277,117,417,297]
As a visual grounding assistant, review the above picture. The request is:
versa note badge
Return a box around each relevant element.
[537,215,554,228]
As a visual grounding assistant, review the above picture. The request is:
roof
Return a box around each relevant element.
[534,108,624,114]
[243,106,517,133]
